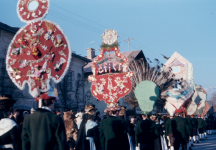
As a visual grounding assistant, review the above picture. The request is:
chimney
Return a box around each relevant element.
[86,48,95,59]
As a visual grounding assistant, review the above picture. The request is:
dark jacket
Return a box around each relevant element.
[172,116,189,139]
[135,119,155,146]
[197,118,205,129]
[21,109,68,150]
[185,117,193,136]
[191,118,198,128]
[165,118,173,136]
[100,116,129,150]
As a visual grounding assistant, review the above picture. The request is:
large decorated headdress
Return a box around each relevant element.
[6,0,71,98]
[88,29,134,113]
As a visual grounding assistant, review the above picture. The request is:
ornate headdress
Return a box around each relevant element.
[88,30,134,113]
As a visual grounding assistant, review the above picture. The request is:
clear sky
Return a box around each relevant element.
[0,0,216,88]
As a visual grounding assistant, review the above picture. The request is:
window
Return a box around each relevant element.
[67,71,74,91]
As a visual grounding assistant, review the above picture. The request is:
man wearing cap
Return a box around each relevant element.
[172,109,190,150]
[0,94,21,150]
[21,94,68,150]
[100,106,130,150]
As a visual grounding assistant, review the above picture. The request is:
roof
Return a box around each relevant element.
[83,50,145,73]
[0,22,19,33]
[72,53,91,63]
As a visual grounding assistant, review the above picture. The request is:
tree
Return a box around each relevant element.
[56,72,84,111]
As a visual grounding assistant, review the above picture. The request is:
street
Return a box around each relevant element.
[192,134,216,150]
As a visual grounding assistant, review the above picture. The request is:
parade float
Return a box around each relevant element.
[6,0,71,101]
[88,29,134,112]
[162,52,195,113]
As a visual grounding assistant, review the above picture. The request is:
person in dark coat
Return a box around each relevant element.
[21,94,68,150]
[94,111,101,124]
[172,110,189,150]
[0,95,21,150]
[185,115,193,149]
[135,114,156,150]
[191,115,199,143]
[197,115,205,141]
[165,115,174,150]
[100,107,130,150]
[206,117,213,135]
[76,104,100,150]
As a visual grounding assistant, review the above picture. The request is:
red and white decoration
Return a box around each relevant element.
[17,0,50,23]
[7,0,71,98]
[88,30,134,112]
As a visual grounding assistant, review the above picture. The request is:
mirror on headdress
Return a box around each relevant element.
[28,0,39,11]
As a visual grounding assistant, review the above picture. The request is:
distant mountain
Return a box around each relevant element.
[204,87,216,101]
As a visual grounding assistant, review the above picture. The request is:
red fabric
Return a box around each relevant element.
[7,21,70,96]
[175,109,183,113]
[35,94,56,102]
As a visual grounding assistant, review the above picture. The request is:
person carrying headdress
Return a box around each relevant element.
[100,104,130,150]
[0,94,21,150]
[21,94,68,150]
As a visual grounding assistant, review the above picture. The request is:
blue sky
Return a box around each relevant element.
[1,0,216,88]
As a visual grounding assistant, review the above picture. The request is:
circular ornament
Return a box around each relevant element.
[6,20,71,97]
[101,29,118,45]
[134,80,160,113]
[17,0,50,23]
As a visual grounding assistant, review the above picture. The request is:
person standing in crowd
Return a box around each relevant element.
[184,115,193,150]
[0,94,21,150]
[94,111,101,124]
[56,110,62,117]
[63,111,78,150]
[128,117,136,150]
[206,116,213,135]
[22,94,68,150]
[165,114,174,150]
[202,116,207,138]
[100,108,130,150]
[30,108,35,114]
[197,115,205,141]
[23,111,29,120]
[10,108,20,124]
[191,115,199,143]
[76,104,100,150]
[172,110,189,150]
[135,114,155,150]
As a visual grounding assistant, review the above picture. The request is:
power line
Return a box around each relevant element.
[12,0,164,62]
[124,38,133,51]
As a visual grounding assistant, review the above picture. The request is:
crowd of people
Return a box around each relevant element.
[0,94,216,150]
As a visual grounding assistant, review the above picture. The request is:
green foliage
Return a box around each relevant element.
[100,43,119,48]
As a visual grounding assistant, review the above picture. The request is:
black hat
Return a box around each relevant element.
[85,104,97,112]
[0,95,16,110]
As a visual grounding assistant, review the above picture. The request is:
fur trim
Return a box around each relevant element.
[0,118,17,136]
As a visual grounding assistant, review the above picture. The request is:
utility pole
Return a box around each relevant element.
[124,38,133,51]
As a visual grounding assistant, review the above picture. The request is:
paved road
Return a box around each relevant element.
[192,134,216,150]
